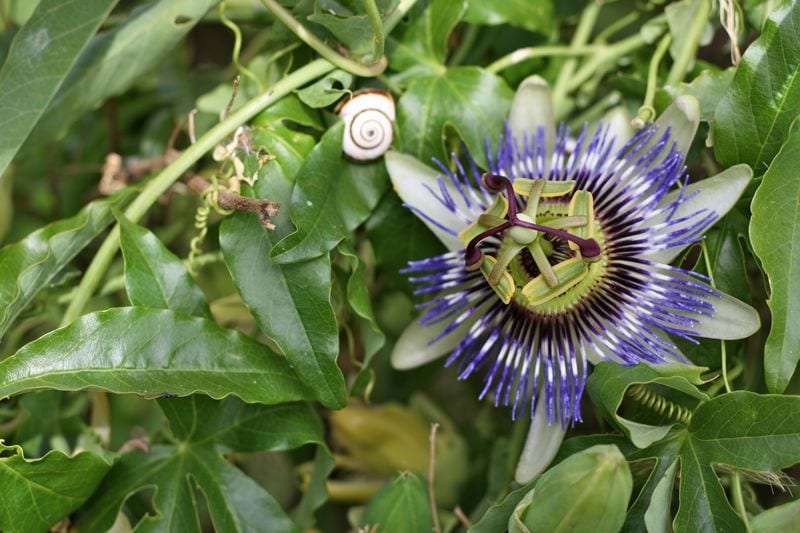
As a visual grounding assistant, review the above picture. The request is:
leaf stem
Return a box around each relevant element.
[486,45,596,74]
[61,59,336,327]
[361,0,385,62]
[666,0,711,85]
[259,0,387,76]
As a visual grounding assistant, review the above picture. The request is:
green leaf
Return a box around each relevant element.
[590,384,800,532]
[674,392,800,532]
[269,122,389,263]
[750,120,800,393]
[30,0,217,142]
[666,68,735,122]
[221,127,346,409]
[366,192,445,292]
[0,0,117,177]
[296,70,354,108]
[0,442,111,533]
[0,190,133,339]
[0,166,12,243]
[360,471,434,533]
[337,242,385,394]
[254,94,324,131]
[470,480,536,533]
[751,499,800,533]
[388,0,466,75]
[76,395,324,532]
[395,67,514,167]
[0,307,313,403]
[714,1,800,172]
[291,445,336,529]
[118,213,211,319]
[307,0,398,62]
[587,363,708,448]
[696,207,752,304]
[464,0,554,34]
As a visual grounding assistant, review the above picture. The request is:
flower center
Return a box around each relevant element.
[460,174,606,314]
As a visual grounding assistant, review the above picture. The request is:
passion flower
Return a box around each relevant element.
[385,76,759,483]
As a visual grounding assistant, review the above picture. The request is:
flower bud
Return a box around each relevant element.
[329,401,467,505]
[510,444,632,533]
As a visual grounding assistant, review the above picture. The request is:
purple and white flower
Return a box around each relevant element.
[384,76,760,483]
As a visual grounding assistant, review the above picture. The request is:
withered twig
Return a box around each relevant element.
[453,506,473,529]
[429,422,442,533]
[100,149,180,195]
[187,175,279,230]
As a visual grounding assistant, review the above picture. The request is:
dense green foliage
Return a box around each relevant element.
[0,0,799,531]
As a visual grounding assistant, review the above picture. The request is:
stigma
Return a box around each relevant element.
[460,173,604,310]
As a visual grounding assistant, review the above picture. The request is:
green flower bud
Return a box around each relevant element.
[329,400,468,506]
[510,444,633,533]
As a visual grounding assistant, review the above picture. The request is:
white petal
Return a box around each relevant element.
[653,94,700,157]
[391,313,477,370]
[603,105,636,153]
[643,164,752,264]
[508,76,555,173]
[514,391,567,484]
[385,151,471,251]
[686,288,760,340]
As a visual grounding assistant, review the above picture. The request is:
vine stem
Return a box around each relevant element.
[566,32,651,94]
[361,0,385,61]
[732,472,752,531]
[634,33,672,128]
[552,1,601,112]
[700,240,730,394]
[666,0,711,85]
[61,59,335,327]
[486,45,596,74]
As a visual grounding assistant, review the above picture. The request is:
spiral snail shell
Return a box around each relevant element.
[337,90,396,161]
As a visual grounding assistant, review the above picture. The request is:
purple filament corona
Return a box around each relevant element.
[402,122,720,426]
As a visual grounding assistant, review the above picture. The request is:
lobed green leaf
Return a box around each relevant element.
[76,395,324,532]
[0,307,314,403]
[0,443,111,533]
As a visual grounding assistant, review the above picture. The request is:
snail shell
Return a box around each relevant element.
[337,90,395,161]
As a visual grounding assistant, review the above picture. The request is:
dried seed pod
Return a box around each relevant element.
[337,90,395,160]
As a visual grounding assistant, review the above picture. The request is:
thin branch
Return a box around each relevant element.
[429,422,442,533]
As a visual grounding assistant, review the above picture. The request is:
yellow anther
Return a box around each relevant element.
[514,179,576,198]
[567,190,595,256]
[521,257,589,306]
[480,256,516,304]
